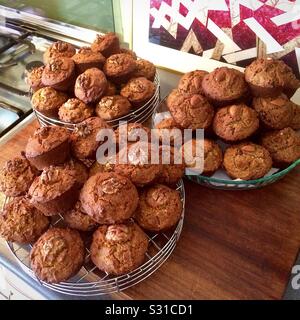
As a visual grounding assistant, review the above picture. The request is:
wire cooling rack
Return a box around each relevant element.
[5,180,185,297]
[35,73,160,130]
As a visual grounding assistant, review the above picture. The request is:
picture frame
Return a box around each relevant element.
[132,0,300,76]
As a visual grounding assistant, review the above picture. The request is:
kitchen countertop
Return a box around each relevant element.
[1,118,300,300]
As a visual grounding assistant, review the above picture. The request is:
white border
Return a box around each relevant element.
[132,0,244,73]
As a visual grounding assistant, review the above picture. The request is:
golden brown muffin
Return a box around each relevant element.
[42,57,76,92]
[157,145,185,185]
[74,68,107,104]
[119,48,137,60]
[43,41,76,64]
[30,228,85,284]
[132,59,156,81]
[72,47,106,73]
[154,117,183,146]
[261,127,300,166]
[223,142,272,180]
[64,201,98,232]
[290,102,300,130]
[252,94,293,129]
[90,222,148,275]
[25,126,71,170]
[245,58,300,97]
[31,87,68,118]
[58,98,94,123]
[0,154,38,197]
[91,33,120,58]
[213,104,259,142]
[181,139,223,175]
[95,95,132,120]
[26,66,45,92]
[0,197,49,244]
[103,53,137,84]
[135,184,182,232]
[166,89,214,130]
[70,117,111,159]
[114,142,162,187]
[178,70,208,95]
[28,166,80,216]
[79,172,139,224]
[114,122,151,145]
[202,67,248,106]
[58,159,89,187]
[120,77,155,107]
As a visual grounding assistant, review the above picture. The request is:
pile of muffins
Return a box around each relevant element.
[156,58,300,181]
[0,121,184,283]
[27,33,157,124]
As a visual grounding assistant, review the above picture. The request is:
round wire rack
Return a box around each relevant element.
[5,180,185,297]
[35,73,160,130]
[152,97,300,190]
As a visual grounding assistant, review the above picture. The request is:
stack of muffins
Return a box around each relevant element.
[157,58,300,181]
[28,33,157,124]
[0,122,184,283]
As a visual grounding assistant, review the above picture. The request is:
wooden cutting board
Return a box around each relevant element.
[1,119,300,300]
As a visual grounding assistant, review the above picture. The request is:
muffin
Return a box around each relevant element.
[95,95,132,120]
[114,142,162,186]
[72,47,106,73]
[90,222,148,275]
[79,172,139,224]
[31,87,68,118]
[103,53,137,84]
[245,58,300,97]
[155,117,182,146]
[28,165,80,216]
[91,33,120,58]
[25,126,71,170]
[181,139,223,175]
[0,197,49,244]
[224,142,272,180]
[58,98,94,123]
[213,104,259,142]
[166,89,214,130]
[0,154,38,197]
[42,57,75,92]
[132,59,156,81]
[177,70,208,95]
[104,81,117,96]
[252,94,293,129]
[70,117,111,159]
[202,67,248,106]
[43,41,76,64]
[120,48,137,60]
[290,102,300,130]
[261,127,300,166]
[157,145,185,185]
[64,201,98,232]
[30,228,85,283]
[74,68,107,104]
[114,122,151,146]
[59,159,89,187]
[135,184,182,232]
[120,77,155,107]
[26,66,45,92]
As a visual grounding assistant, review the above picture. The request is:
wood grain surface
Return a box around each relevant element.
[1,119,300,300]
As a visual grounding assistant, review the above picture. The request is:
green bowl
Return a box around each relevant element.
[186,159,300,190]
